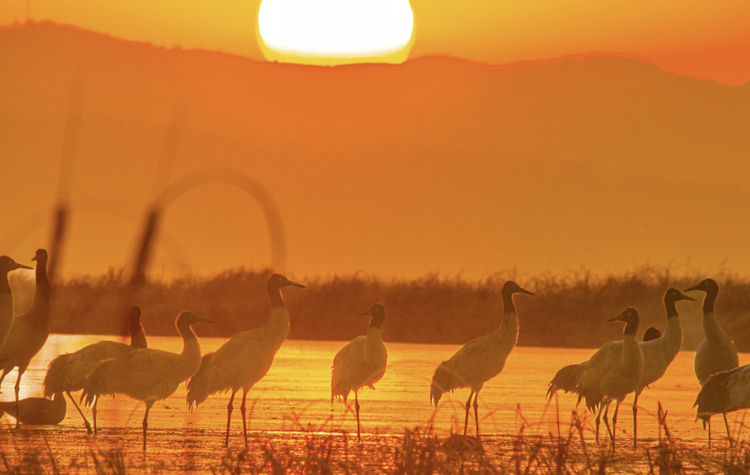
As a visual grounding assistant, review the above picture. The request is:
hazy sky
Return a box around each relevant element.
[1,0,749,85]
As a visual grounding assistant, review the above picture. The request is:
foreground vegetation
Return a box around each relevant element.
[8,266,750,350]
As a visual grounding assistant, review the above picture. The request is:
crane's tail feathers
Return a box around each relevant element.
[546,362,586,400]
[694,368,736,426]
[80,360,116,408]
[431,363,465,406]
[186,352,219,407]
[43,355,70,398]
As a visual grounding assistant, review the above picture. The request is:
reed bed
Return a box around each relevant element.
[8,265,750,350]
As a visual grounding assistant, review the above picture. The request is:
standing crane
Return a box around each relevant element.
[0,256,33,349]
[0,391,66,425]
[547,289,693,446]
[0,249,50,430]
[430,280,534,438]
[686,278,739,445]
[695,365,750,442]
[331,303,388,441]
[81,311,209,452]
[44,306,148,433]
[577,308,643,451]
[187,273,305,447]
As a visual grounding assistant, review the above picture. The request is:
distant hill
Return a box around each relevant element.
[1,22,749,282]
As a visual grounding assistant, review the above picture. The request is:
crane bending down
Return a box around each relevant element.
[331,303,388,441]
[430,281,534,437]
[687,278,739,445]
[0,391,66,425]
[0,249,51,430]
[547,289,693,446]
[44,306,148,433]
[695,365,750,441]
[187,274,305,447]
[0,256,33,349]
[81,311,209,452]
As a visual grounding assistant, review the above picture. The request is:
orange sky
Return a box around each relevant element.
[1,0,749,85]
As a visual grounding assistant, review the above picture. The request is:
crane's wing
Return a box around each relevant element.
[44,341,132,396]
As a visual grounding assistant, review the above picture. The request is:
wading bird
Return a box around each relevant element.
[686,278,739,444]
[0,256,33,349]
[187,273,305,447]
[0,249,51,429]
[331,303,388,441]
[0,391,66,425]
[430,280,534,438]
[695,365,750,441]
[547,289,692,446]
[81,311,209,452]
[577,308,643,451]
[44,306,148,433]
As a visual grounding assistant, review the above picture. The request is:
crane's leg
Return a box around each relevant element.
[225,390,237,447]
[355,391,361,442]
[708,418,712,449]
[611,401,620,453]
[723,413,732,446]
[67,391,93,434]
[92,398,99,434]
[240,390,249,448]
[602,404,613,442]
[142,402,153,453]
[473,391,480,439]
[632,392,639,449]
[14,370,22,430]
[463,391,474,436]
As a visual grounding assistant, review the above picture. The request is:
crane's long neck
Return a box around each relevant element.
[622,333,642,373]
[660,304,683,360]
[701,290,725,342]
[498,292,519,354]
[266,285,290,349]
[0,271,12,319]
[31,259,51,326]
[176,321,202,364]
[130,322,148,349]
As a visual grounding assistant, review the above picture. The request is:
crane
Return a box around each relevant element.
[695,365,750,443]
[187,273,305,447]
[0,255,32,349]
[0,249,50,429]
[44,306,148,433]
[0,391,66,425]
[331,303,388,441]
[547,289,692,447]
[81,311,209,452]
[430,280,534,438]
[686,278,739,445]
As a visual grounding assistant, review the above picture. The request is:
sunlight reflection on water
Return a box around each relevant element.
[4,335,747,446]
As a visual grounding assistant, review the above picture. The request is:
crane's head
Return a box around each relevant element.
[684,278,718,295]
[0,256,33,274]
[268,273,306,291]
[32,249,48,264]
[642,326,661,342]
[360,303,386,328]
[128,306,143,326]
[608,307,639,335]
[176,311,213,327]
[502,281,535,297]
[664,288,694,305]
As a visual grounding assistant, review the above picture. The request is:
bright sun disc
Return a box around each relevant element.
[258,0,414,59]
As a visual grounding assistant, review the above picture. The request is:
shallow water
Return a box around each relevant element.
[3,334,747,448]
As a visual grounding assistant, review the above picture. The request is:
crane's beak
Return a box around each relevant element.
[607,312,626,323]
[518,287,535,296]
[198,316,214,324]
[677,293,696,302]
[15,263,33,270]
[684,283,701,292]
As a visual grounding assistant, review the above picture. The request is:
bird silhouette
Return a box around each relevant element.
[642,326,662,342]
[331,303,388,441]
[686,278,739,445]
[187,273,305,447]
[695,365,750,442]
[430,280,534,438]
[577,308,643,451]
[81,311,209,452]
[0,391,66,425]
[0,256,33,349]
[0,249,51,429]
[44,306,148,434]
[547,289,692,446]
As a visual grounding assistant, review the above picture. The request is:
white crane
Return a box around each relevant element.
[331,303,388,441]
[0,249,51,429]
[81,311,209,452]
[43,305,148,434]
[695,365,750,443]
[686,278,739,445]
[430,280,534,438]
[187,273,305,447]
[577,308,643,451]
[547,289,692,446]
[0,391,66,425]
[0,256,32,349]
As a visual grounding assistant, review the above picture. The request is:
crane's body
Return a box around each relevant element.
[81,311,208,451]
[695,365,750,431]
[0,249,50,429]
[0,256,32,350]
[331,303,387,440]
[44,306,147,433]
[0,391,66,425]
[430,281,534,437]
[187,273,305,447]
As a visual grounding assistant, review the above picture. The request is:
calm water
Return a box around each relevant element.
[4,335,749,446]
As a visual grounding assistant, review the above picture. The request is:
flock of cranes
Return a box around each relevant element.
[0,249,748,453]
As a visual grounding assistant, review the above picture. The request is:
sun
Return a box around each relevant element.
[257,0,415,66]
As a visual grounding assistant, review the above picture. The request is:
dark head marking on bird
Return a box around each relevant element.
[663,288,694,318]
[0,256,33,274]
[642,326,662,342]
[31,249,49,285]
[267,273,305,307]
[608,307,639,336]
[684,278,718,315]
[501,281,535,316]
[360,303,386,329]
[128,306,147,349]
